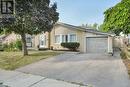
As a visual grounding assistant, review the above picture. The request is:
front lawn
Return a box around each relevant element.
[0,51,62,70]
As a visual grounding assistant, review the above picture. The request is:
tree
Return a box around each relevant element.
[103,0,130,35]
[93,23,98,29]
[0,28,3,34]
[1,0,59,56]
[81,23,98,30]
[98,24,104,31]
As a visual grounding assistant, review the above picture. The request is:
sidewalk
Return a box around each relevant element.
[0,69,88,87]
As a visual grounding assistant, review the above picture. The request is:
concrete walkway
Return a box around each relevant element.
[0,69,88,87]
[16,52,130,87]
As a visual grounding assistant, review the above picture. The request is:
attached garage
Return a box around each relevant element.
[86,37,108,53]
[51,22,115,54]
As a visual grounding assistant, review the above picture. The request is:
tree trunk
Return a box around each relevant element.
[21,33,28,56]
[48,32,51,49]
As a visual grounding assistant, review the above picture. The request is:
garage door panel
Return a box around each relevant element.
[86,37,108,53]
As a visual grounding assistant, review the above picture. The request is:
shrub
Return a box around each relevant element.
[3,42,15,52]
[3,43,9,51]
[120,51,127,59]
[9,42,15,50]
[15,40,22,50]
[3,39,22,52]
[61,42,80,51]
[0,42,3,51]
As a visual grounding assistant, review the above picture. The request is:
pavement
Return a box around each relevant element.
[16,52,130,87]
[0,69,88,87]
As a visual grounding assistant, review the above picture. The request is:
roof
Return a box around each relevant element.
[55,22,115,36]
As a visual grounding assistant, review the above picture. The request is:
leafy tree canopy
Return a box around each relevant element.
[81,23,98,30]
[103,0,130,35]
[4,0,59,35]
[0,0,59,56]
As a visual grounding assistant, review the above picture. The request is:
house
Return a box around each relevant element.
[49,22,114,53]
[1,22,115,54]
[2,33,21,44]
[128,34,130,44]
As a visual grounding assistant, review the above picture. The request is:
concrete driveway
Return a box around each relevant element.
[16,52,130,87]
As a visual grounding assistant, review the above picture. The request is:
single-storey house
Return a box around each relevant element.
[1,22,115,54]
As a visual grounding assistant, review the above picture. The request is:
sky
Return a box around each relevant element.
[51,0,121,26]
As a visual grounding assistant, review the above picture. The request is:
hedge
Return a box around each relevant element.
[61,42,80,51]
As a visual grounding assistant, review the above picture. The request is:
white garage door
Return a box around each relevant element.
[86,37,108,53]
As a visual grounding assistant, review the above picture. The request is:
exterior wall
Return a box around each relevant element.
[50,25,85,52]
[114,36,123,48]
[108,36,113,53]
[34,35,40,49]
[34,32,49,49]
[3,33,20,44]
[50,25,113,53]
[1,24,114,53]
[1,32,49,50]
[83,32,109,53]
[114,36,128,48]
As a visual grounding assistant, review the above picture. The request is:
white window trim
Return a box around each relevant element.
[68,33,77,42]
[62,35,66,43]
[39,33,46,48]
[60,34,62,43]
[55,34,62,44]
[68,34,70,42]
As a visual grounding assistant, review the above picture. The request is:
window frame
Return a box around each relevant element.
[1,0,14,14]
[68,34,77,42]
[55,35,61,44]
[26,36,32,47]
[62,35,66,43]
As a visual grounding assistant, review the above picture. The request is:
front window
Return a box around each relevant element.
[26,37,32,43]
[62,35,66,42]
[69,34,77,42]
[55,35,61,43]
[26,37,32,47]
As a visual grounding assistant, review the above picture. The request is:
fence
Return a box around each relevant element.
[122,44,130,59]
[114,36,130,59]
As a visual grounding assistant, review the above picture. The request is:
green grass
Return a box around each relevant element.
[0,51,63,70]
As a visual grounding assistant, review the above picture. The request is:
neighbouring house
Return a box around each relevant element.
[2,33,21,44]
[128,34,130,44]
[1,22,115,54]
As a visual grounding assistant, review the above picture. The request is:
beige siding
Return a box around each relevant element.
[34,35,40,49]
[50,25,85,52]
[3,33,20,44]
[50,25,113,53]
[34,32,49,49]
[114,36,128,48]
[1,24,114,53]
[84,32,113,53]
[108,36,113,53]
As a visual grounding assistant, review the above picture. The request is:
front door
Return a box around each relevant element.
[39,34,46,48]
